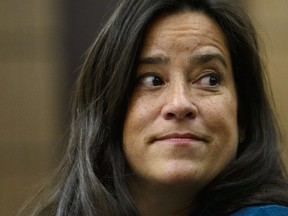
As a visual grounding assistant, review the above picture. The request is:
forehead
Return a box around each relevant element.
[140,12,230,59]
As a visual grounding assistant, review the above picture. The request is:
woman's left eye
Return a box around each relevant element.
[196,72,223,87]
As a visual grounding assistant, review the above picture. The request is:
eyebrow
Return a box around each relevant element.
[190,53,228,68]
[138,54,170,65]
[138,53,228,68]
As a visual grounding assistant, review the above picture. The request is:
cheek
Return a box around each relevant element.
[196,96,239,178]
[123,94,160,138]
[123,95,157,154]
[202,91,238,128]
[124,99,148,138]
[202,95,239,151]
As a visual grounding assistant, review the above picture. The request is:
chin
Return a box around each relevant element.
[156,163,207,186]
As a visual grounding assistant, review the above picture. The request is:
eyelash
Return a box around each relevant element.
[196,71,224,87]
[135,71,224,88]
[136,72,164,87]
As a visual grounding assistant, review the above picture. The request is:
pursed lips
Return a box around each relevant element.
[153,132,207,144]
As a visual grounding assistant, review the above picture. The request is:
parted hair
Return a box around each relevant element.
[21,0,288,215]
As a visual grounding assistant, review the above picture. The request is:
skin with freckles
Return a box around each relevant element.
[123,12,240,215]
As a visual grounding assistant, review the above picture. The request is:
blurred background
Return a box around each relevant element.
[0,0,287,215]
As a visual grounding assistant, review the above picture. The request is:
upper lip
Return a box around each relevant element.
[154,132,206,142]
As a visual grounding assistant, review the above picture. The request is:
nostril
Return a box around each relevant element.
[166,112,175,119]
[165,111,194,120]
[178,111,194,119]
[186,112,194,118]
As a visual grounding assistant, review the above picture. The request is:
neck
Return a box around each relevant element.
[128,179,198,216]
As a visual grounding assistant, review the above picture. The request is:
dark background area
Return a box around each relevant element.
[66,0,118,82]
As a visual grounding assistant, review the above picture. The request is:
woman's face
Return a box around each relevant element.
[123,12,239,191]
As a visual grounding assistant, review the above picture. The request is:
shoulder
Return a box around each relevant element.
[231,205,288,216]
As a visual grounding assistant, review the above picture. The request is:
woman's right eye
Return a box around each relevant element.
[137,73,164,87]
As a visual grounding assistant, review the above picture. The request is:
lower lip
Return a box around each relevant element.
[155,138,203,145]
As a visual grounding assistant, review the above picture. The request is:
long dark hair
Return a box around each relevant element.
[22,0,288,215]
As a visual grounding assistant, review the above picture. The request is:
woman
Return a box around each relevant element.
[23,0,288,215]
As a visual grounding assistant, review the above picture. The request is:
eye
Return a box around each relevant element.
[196,72,223,87]
[137,72,164,87]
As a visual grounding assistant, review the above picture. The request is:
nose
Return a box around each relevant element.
[161,83,198,120]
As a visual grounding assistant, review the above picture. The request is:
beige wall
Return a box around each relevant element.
[245,0,288,165]
[0,1,65,215]
[0,1,287,215]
